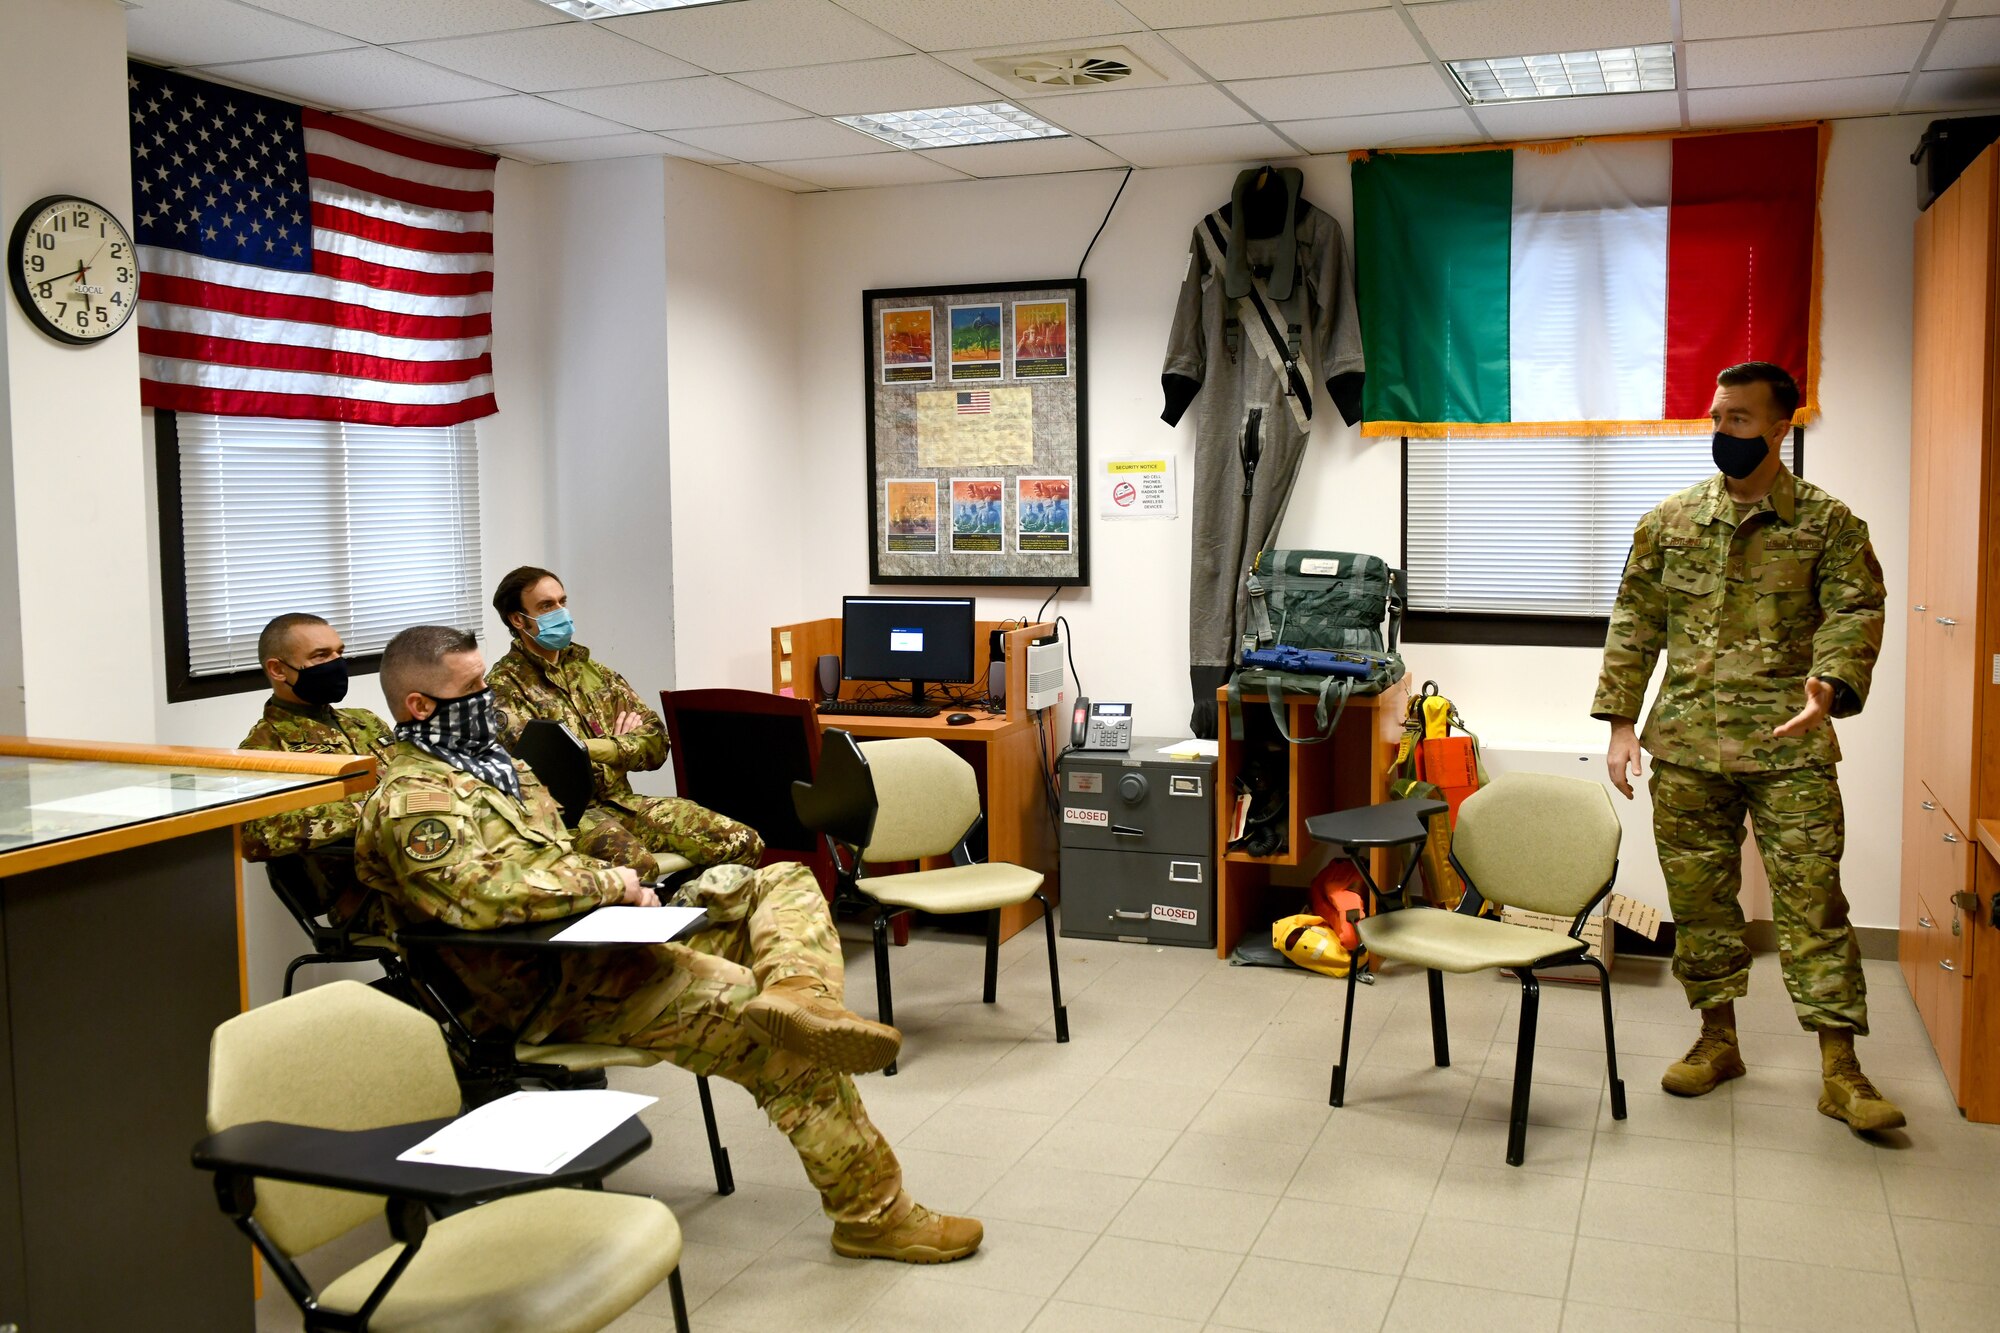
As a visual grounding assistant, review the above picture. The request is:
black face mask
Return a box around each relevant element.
[285,657,349,706]
[1712,429,1771,480]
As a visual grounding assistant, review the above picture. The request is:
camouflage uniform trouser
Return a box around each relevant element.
[546,862,901,1226]
[576,795,764,879]
[1649,760,1867,1034]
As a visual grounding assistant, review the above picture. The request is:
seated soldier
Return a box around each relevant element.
[354,625,981,1263]
[488,565,761,878]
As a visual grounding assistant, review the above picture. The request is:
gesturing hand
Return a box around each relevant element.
[616,868,660,907]
[1774,676,1835,740]
[611,711,645,736]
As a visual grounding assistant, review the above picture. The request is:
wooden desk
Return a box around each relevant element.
[773,619,1060,941]
[0,738,373,1333]
[1213,676,1412,958]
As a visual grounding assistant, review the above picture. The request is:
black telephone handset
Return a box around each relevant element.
[1071,696,1091,749]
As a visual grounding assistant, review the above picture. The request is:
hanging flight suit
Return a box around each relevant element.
[1161,166,1366,737]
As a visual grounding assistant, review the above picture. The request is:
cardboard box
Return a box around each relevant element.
[1499,894,1660,986]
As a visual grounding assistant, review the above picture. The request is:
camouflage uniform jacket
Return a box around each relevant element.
[1592,469,1886,774]
[488,642,668,812]
[237,698,393,861]
[355,738,630,1039]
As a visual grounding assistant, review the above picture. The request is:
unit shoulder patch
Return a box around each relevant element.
[404,816,455,862]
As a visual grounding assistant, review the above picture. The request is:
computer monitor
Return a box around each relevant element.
[841,595,976,703]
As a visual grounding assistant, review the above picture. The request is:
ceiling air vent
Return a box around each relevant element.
[975,46,1165,93]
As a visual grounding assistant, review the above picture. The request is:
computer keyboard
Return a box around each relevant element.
[817,699,943,719]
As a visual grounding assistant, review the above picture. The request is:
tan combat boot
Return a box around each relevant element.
[832,1196,983,1264]
[1661,1025,1746,1097]
[742,975,901,1075]
[1818,1032,1906,1132]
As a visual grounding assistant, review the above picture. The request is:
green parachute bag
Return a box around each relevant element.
[1226,549,1406,746]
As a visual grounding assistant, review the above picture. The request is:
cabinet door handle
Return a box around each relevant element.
[1937,616,1959,626]
[1110,825,1146,837]
[1944,832,1960,844]
[1111,909,1149,921]
[1922,800,1937,811]
[1942,959,1958,973]
[1919,916,1935,929]
[1915,604,1929,612]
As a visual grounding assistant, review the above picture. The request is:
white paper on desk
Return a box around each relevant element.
[550,905,706,944]
[397,1089,657,1175]
[1157,739,1218,759]
[31,784,214,818]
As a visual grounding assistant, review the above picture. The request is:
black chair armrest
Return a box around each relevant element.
[395,908,710,954]
[192,1115,652,1205]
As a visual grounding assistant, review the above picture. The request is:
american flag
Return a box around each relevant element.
[955,390,991,414]
[128,62,497,428]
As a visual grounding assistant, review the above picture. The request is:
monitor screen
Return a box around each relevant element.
[841,596,976,685]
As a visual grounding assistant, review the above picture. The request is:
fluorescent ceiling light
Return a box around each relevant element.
[834,103,1068,150]
[1447,43,1676,104]
[534,0,742,17]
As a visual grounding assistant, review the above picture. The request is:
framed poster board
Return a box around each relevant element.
[864,279,1088,586]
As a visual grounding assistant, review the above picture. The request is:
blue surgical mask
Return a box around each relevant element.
[528,607,574,651]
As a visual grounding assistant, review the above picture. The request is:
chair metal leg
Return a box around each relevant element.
[695,1075,735,1195]
[1426,967,1450,1068]
[1036,892,1069,1043]
[1507,970,1541,1167]
[1330,952,1361,1107]
[282,953,333,997]
[1583,953,1626,1120]
[872,910,898,1076]
[667,1265,691,1333]
[983,908,1001,1003]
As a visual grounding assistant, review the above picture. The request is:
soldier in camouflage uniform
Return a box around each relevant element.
[1594,362,1901,1131]
[487,566,761,880]
[356,625,982,1262]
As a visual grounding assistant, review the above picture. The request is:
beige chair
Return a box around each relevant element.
[1327,772,1628,1166]
[794,731,1069,1075]
[196,980,687,1333]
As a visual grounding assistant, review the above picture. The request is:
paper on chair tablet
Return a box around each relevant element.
[551,905,706,944]
[397,1090,657,1174]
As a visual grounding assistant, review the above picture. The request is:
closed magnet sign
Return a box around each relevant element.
[1098,457,1176,521]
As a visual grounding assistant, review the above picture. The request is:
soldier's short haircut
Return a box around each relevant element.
[257,612,329,667]
[493,565,560,622]
[381,624,479,707]
[1716,361,1800,418]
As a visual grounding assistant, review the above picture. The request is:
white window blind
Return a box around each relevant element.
[176,413,483,677]
[1405,433,1796,619]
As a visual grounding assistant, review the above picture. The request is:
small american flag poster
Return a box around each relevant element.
[955,390,991,415]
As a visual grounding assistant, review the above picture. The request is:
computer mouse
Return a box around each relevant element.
[946,712,976,725]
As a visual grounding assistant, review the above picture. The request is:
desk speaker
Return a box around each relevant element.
[988,660,1006,708]
[815,654,840,703]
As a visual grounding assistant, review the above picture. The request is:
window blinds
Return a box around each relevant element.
[1404,434,1795,619]
[175,412,483,677]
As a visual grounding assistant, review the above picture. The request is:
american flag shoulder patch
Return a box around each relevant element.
[396,788,453,817]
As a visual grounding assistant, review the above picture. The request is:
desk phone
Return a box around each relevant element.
[1071,698,1133,752]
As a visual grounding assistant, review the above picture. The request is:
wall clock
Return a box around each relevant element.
[8,194,140,345]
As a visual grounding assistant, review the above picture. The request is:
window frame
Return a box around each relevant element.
[1399,425,1806,648]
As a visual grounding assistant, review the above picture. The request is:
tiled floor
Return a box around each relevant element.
[258,919,2000,1332]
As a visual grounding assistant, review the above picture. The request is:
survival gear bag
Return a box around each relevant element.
[1227,549,1406,745]
[1387,682,1489,911]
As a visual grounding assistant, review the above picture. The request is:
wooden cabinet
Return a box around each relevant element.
[1903,144,2000,1119]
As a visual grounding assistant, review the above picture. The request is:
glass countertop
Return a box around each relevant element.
[0,756,337,854]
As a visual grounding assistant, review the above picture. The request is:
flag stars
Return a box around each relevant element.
[254,109,266,124]
[224,102,236,116]
[203,227,218,241]
[194,93,206,110]
[249,220,262,234]
[286,149,298,163]
[161,85,173,100]
[128,74,139,91]
[204,193,217,208]
[135,143,149,160]
[180,109,193,123]
[290,243,303,257]
[220,180,232,194]
[173,219,188,234]
[264,239,276,251]
[147,99,160,114]
[138,210,155,227]
[132,108,144,125]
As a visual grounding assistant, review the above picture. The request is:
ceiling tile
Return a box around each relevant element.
[1018,84,1253,136]
[1473,88,1682,138]
[651,134,735,163]
[237,0,563,44]
[1904,68,2000,113]
[919,137,1126,177]
[193,47,507,109]
[367,94,628,145]
[391,23,702,92]
[1929,17,2000,71]
[1681,0,1943,42]
[669,117,889,160]
[759,153,971,188]
[1409,0,1673,61]
[719,162,823,191]
[828,0,1144,52]
[127,0,359,67]
[1120,0,1387,26]
[733,55,995,115]
[604,0,910,72]
[1685,74,1906,127]
[1686,23,1932,88]
[1277,107,1480,153]
[544,77,807,130]
[1955,0,2000,15]
[1088,122,1299,169]
[1229,65,1460,122]
[1161,11,1425,82]
[491,132,673,163]
[935,30,1210,97]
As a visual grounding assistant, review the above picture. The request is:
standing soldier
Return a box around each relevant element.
[487,566,761,879]
[356,625,981,1262]
[1593,361,1900,1131]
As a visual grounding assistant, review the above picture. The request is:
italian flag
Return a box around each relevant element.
[1352,125,1824,437]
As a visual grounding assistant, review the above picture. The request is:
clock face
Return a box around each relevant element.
[7,195,140,345]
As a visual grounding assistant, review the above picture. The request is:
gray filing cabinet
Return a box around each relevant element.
[1058,737,1217,948]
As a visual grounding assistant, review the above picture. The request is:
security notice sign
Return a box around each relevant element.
[1098,456,1177,520]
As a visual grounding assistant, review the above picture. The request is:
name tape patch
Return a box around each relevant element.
[1063,806,1109,827]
